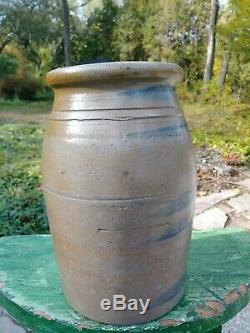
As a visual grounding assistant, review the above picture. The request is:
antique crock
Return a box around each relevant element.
[42,62,196,325]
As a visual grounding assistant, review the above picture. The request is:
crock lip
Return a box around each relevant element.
[46,61,183,88]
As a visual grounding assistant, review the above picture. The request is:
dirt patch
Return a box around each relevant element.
[33,309,52,320]
[195,300,224,318]
[160,319,183,327]
[0,112,49,124]
[224,285,249,305]
[196,147,248,197]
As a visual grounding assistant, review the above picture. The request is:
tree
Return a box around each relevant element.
[203,0,220,83]
[112,0,211,84]
[74,0,119,63]
[0,0,62,68]
[161,0,211,84]
[218,50,231,87]
[0,53,18,96]
[217,0,250,90]
[0,32,13,54]
[61,0,71,66]
[112,0,150,61]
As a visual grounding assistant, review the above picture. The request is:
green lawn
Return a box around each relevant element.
[0,100,52,114]
[0,100,249,236]
[184,103,250,164]
[0,124,48,236]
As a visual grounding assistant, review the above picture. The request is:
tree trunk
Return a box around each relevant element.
[218,50,231,88]
[61,0,71,66]
[203,0,219,83]
[0,33,13,53]
[0,81,3,98]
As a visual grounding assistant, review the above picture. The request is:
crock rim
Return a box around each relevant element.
[46,61,183,88]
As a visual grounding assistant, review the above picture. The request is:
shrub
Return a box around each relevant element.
[0,161,49,236]
[1,75,19,99]
[1,75,43,101]
[16,76,42,101]
[0,124,49,236]
[0,54,18,80]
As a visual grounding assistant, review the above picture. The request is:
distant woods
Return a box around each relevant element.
[0,0,249,102]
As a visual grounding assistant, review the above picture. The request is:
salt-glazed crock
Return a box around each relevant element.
[42,61,196,325]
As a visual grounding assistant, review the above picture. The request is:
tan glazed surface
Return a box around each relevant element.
[42,62,196,325]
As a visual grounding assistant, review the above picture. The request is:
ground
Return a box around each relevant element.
[0,100,249,332]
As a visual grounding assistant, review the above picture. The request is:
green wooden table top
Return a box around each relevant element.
[0,229,249,333]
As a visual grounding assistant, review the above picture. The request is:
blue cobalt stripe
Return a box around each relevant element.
[149,273,187,309]
[151,190,194,218]
[127,122,187,139]
[155,218,191,242]
[119,85,174,99]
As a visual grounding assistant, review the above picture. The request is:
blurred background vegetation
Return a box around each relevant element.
[0,0,249,236]
[0,0,249,102]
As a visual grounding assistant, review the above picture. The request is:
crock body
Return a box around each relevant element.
[42,62,196,325]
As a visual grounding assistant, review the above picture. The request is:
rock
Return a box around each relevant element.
[213,165,233,177]
[197,164,212,175]
[242,212,250,220]
[236,178,250,191]
[217,202,235,214]
[230,168,239,177]
[193,207,228,230]
[195,189,240,215]
[227,193,250,213]
[226,214,250,231]
[197,190,208,197]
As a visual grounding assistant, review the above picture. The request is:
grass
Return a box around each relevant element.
[0,124,48,236]
[0,99,52,114]
[0,100,249,236]
[183,102,250,164]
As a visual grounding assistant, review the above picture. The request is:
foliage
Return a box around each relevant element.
[74,0,119,63]
[0,124,48,236]
[112,0,150,61]
[218,0,250,54]
[112,0,211,83]
[0,0,61,67]
[0,0,63,99]
[16,75,42,100]
[0,53,18,97]
[162,0,210,84]
[190,80,234,106]
[216,0,250,100]
[184,103,250,164]
[0,0,249,102]
[0,99,51,113]
[0,53,18,79]
[1,75,18,99]
[0,161,48,236]
[226,58,250,103]
[1,74,42,100]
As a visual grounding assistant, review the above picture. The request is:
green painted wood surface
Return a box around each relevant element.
[0,229,249,333]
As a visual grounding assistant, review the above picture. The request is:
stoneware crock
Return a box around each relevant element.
[42,61,196,325]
